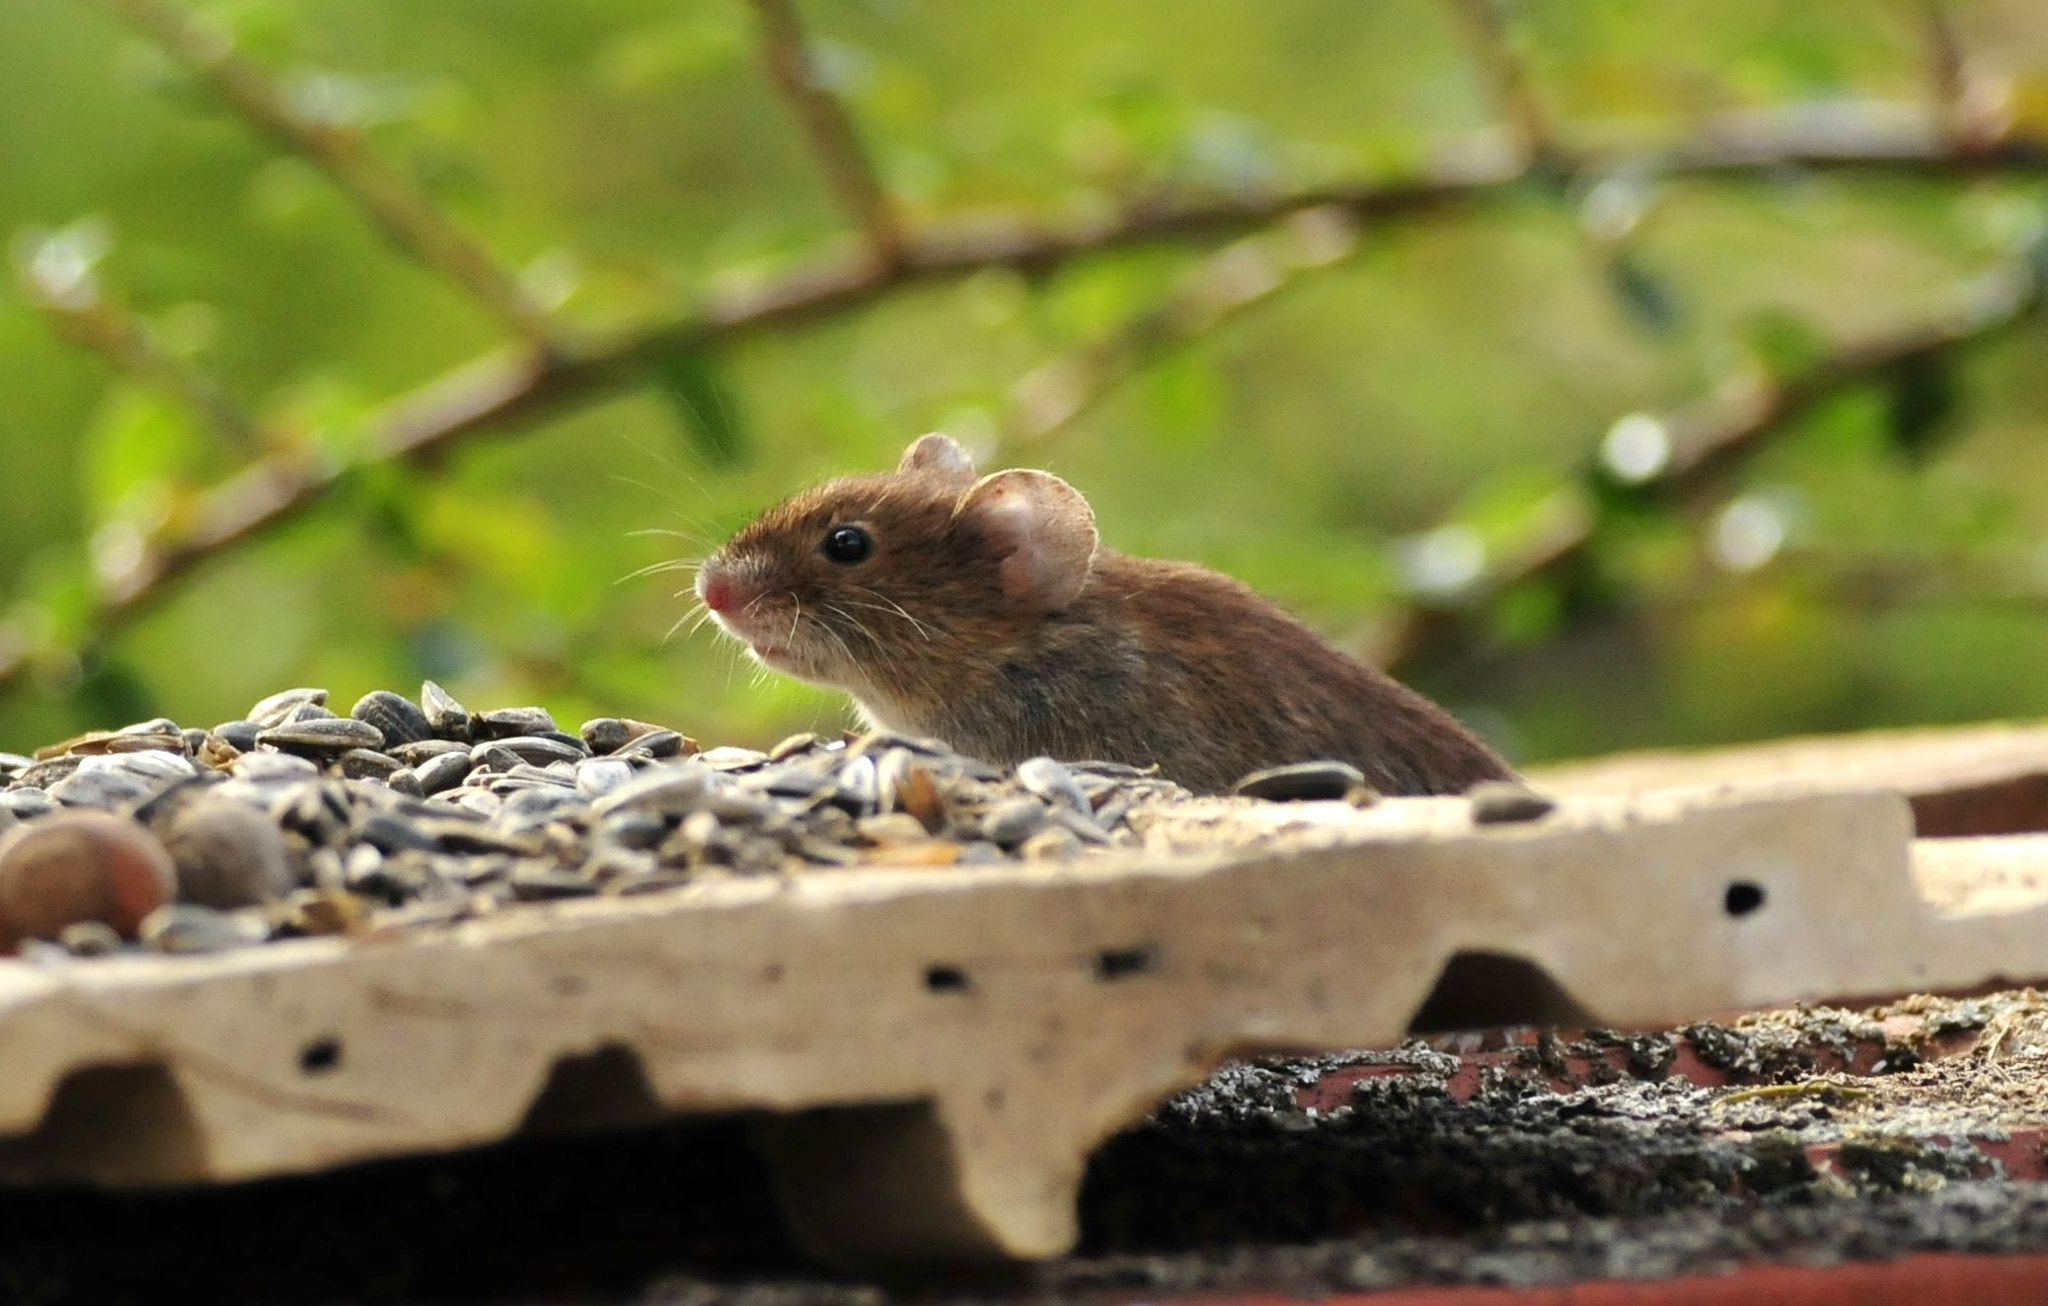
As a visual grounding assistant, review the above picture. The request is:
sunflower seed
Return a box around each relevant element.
[486,735,587,767]
[231,752,320,783]
[1050,807,1113,844]
[614,729,687,760]
[1469,781,1556,825]
[48,767,157,810]
[835,755,879,813]
[796,837,861,867]
[848,730,952,757]
[1019,827,1084,861]
[2,789,55,821]
[855,813,933,845]
[248,688,329,727]
[1017,757,1089,814]
[590,764,712,818]
[213,720,262,752]
[58,920,124,957]
[508,866,599,901]
[139,904,268,955]
[352,690,434,746]
[475,706,556,740]
[258,718,385,754]
[420,680,473,740]
[90,750,196,783]
[356,813,440,855]
[470,744,525,773]
[982,798,1048,847]
[390,739,468,765]
[14,757,84,790]
[339,749,403,781]
[575,759,634,798]
[698,746,768,771]
[413,750,474,796]
[1231,760,1368,802]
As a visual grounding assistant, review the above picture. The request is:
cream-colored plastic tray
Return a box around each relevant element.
[0,789,2037,1269]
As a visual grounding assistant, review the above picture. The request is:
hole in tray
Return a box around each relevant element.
[923,964,969,993]
[299,1038,343,1075]
[518,1044,666,1136]
[1095,946,1157,982]
[0,1063,207,1185]
[1724,881,1766,917]
[1404,950,1597,1033]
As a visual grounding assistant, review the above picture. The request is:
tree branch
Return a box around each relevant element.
[747,0,903,262]
[87,0,553,343]
[1378,257,2047,676]
[6,104,2048,692]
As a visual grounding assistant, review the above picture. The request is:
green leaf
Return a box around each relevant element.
[1884,353,1958,462]
[1604,249,1680,335]
[647,349,748,468]
[1141,350,1224,443]
[335,456,432,564]
[592,12,747,92]
[1484,579,1564,648]
[1740,310,1828,383]
[78,385,205,523]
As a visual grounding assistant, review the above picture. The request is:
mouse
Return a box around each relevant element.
[693,434,1513,796]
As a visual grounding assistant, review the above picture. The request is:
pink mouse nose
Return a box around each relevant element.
[700,574,737,613]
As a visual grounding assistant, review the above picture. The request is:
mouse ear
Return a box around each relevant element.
[898,433,977,488]
[960,470,1098,611]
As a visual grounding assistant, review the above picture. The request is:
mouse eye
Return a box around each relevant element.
[821,524,873,564]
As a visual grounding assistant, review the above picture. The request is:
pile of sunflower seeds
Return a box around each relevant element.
[0,685,1195,960]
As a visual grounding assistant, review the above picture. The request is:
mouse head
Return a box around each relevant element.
[694,434,1099,698]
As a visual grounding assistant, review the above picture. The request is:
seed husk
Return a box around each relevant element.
[1231,761,1368,803]
[1469,780,1556,825]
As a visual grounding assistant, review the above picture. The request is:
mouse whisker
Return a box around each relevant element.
[682,604,720,639]
[815,621,860,669]
[608,469,722,525]
[616,557,698,585]
[661,600,709,647]
[626,528,716,558]
[847,587,935,642]
[820,602,882,652]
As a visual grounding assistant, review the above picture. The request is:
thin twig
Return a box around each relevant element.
[1445,0,1554,161]
[1916,0,1966,132]
[747,0,902,262]
[87,0,552,343]
[5,106,2048,691]
[1900,0,1998,152]
[1378,259,2046,675]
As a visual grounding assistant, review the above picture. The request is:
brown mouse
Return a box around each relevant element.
[694,434,1512,796]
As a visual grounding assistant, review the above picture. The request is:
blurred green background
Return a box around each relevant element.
[3,0,2048,765]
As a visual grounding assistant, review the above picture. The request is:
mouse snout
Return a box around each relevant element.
[699,572,738,613]
[696,559,765,618]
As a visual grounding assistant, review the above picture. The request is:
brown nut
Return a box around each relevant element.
[161,795,293,910]
[0,811,178,949]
